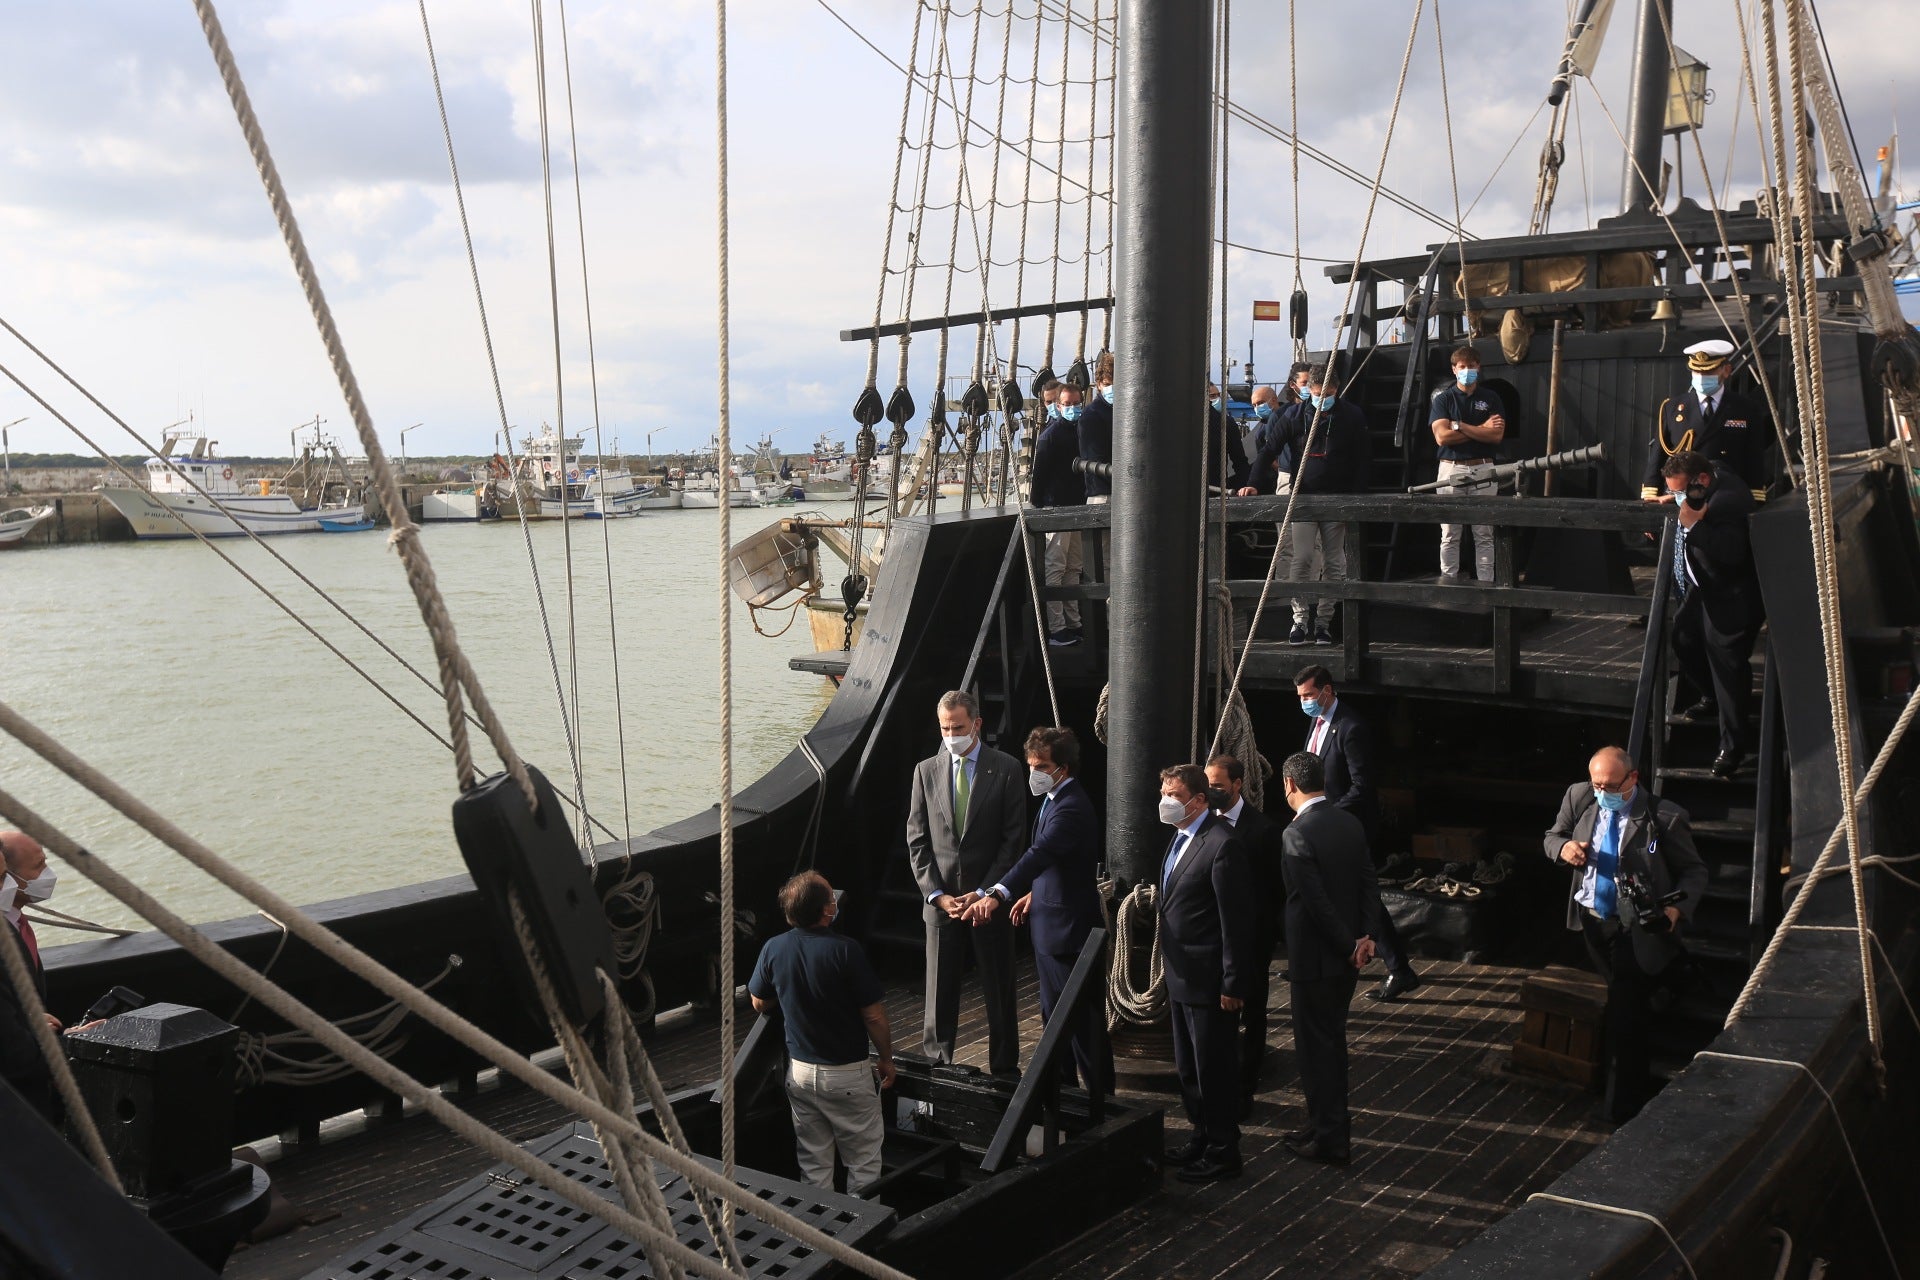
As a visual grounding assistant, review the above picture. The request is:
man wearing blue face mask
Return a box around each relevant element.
[1429,345,1506,583]
[1202,383,1251,496]
[1261,366,1369,645]
[1030,379,1086,644]
[1641,338,1768,501]
[1544,747,1705,1124]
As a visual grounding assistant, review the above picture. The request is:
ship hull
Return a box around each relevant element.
[98,486,369,538]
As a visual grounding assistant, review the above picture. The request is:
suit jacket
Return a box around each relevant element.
[1031,418,1086,508]
[1076,397,1113,498]
[1542,781,1708,974]
[997,778,1104,956]
[1248,399,1370,495]
[1157,815,1256,1005]
[907,745,1028,905]
[1282,802,1385,982]
[0,919,50,1109]
[1310,700,1380,842]
[1642,385,1767,493]
[1678,462,1765,635]
[1203,406,1252,494]
[1226,802,1287,941]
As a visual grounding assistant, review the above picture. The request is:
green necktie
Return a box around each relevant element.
[954,758,971,839]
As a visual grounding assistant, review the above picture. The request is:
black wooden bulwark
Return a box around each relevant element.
[1024,495,1676,711]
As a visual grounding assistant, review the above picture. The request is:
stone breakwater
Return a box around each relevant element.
[2,478,445,548]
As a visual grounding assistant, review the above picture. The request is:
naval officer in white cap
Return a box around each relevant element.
[1641,337,1769,501]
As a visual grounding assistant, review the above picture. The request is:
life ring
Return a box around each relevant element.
[222,467,234,480]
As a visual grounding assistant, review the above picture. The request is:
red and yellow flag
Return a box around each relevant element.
[1252,299,1282,322]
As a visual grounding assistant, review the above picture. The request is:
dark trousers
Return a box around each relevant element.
[1035,948,1114,1095]
[923,908,1019,1074]
[1672,591,1760,755]
[1237,928,1278,1103]
[1581,914,1656,1123]
[1289,974,1358,1152]
[1170,998,1241,1161]
[1374,901,1415,977]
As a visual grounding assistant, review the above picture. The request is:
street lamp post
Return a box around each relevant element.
[400,423,422,477]
[1,417,24,493]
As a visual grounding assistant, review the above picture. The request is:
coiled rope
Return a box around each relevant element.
[1105,882,1166,1030]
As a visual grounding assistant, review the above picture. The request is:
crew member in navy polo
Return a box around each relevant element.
[1429,344,1507,583]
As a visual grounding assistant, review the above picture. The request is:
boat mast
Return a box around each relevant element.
[1107,0,1212,887]
[1619,0,1674,213]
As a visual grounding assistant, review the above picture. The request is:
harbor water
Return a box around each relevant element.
[0,506,834,931]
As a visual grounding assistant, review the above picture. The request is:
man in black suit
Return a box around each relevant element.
[906,690,1028,1076]
[1206,753,1285,1112]
[1640,339,1770,499]
[1204,383,1252,495]
[1156,763,1257,1183]
[0,831,59,1125]
[1295,664,1419,1000]
[1545,747,1707,1123]
[965,727,1112,1093]
[1660,450,1766,777]
[1277,751,1383,1165]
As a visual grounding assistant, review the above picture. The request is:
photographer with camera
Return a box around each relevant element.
[1544,747,1706,1124]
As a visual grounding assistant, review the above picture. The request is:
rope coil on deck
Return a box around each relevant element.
[1106,882,1166,1030]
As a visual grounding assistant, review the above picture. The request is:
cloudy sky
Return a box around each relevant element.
[0,0,1906,460]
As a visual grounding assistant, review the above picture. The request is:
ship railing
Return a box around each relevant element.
[1023,492,1675,708]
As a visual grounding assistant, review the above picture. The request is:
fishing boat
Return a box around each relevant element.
[0,503,55,546]
[14,3,1920,1279]
[508,426,649,518]
[96,432,371,539]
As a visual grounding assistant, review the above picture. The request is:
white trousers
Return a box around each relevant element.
[1437,459,1496,581]
[1044,530,1083,633]
[1287,520,1348,626]
[787,1060,885,1196]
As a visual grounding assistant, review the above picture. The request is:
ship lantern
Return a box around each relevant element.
[1663,46,1710,134]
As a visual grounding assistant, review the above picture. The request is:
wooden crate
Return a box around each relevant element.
[1510,966,1606,1089]
[1411,826,1489,863]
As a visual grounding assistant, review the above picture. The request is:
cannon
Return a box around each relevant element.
[1406,443,1608,494]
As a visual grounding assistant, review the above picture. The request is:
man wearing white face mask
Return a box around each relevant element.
[964,727,1111,1093]
[1156,763,1255,1182]
[1545,747,1705,1124]
[1640,338,1767,502]
[1,830,59,1123]
[906,691,1028,1076]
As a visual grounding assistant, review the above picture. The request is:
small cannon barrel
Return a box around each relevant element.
[1406,442,1608,494]
[1071,458,1114,479]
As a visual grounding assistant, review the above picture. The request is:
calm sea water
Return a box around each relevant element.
[0,506,834,931]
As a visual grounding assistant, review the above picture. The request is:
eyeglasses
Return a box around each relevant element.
[1593,776,1635,794]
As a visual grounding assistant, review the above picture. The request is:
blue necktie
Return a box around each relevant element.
[1162,832,1191,886]
[1592,810,1620,919]
[1672,524,1690,600]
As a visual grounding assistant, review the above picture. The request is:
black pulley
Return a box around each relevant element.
[841,573,868,611]
[1029,365,1056,397]
[884,385,916,426]
[1065,357,1089,388]
[961,380,991,417]
[1290,289,1309,341]
[925,381,949,430]
[998,380,1026,419]
[852,385,884,427]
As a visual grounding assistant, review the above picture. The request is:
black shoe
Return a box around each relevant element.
[1681,698,1718,721]
[1288,624,1309,645]
[1370,969,1421,1002]
[1313,625,1334,646]
[1176,1156,1243,1183]
[1047,630,1081,647]
[1282,1136,1351,1166]
[1165,1136,1208,1167]
[1711,747,1747,779]
[1282,1127,1314,1144]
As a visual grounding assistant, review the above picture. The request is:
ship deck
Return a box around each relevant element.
[227,955,1604,1280]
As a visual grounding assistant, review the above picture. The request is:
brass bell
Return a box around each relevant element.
[1651,294,1679,321]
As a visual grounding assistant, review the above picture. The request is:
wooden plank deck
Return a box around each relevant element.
[226,957,1602,1280]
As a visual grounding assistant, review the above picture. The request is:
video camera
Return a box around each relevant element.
[1618,873,1685,933]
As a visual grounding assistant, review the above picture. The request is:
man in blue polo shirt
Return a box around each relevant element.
[1429,344,1506,583]
[750,872,895,1196]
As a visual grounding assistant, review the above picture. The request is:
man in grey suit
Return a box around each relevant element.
[906,690,1027,1076]
[1278,751,1382,1166]
[1545,746,1707,1123]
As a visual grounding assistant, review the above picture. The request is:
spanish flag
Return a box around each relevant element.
[1252,299,1282,322]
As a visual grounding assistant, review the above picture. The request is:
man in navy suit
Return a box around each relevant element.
[1278,751,1384,1165]
[1295,664,1420,1001]
[965,727,1112,1093]
[1156,763,1257,1183]
[1206,754,1286,1113]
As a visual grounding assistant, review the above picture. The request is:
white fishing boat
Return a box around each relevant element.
[97,432,371,538]
[511,427,648,518]
[681,463,766,508]
[0,504,55,547]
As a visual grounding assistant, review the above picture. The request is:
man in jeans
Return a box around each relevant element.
[1428,345,1506,583]
[750,872,895,1195]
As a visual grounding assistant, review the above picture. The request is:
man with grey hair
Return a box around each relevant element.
[906,690,1028,1075]
[1,830,58,1123]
